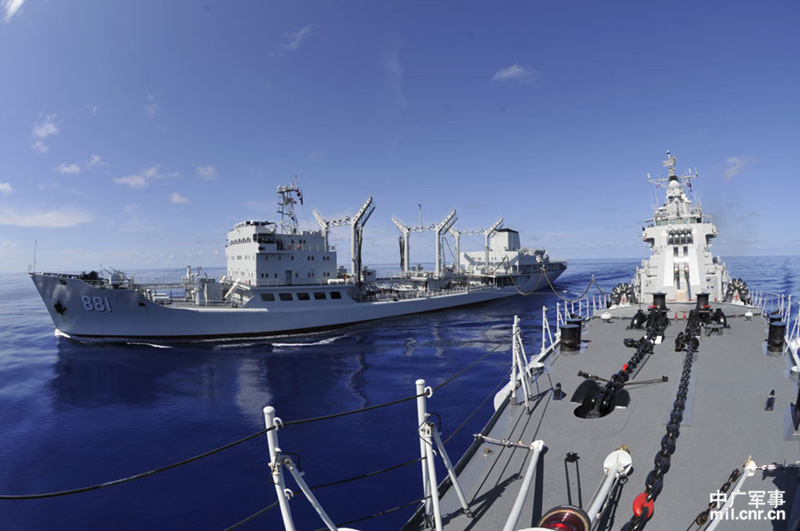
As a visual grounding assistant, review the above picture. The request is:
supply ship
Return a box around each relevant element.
[30,183,566,341]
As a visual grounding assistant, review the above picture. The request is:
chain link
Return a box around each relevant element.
[626,309,701,530]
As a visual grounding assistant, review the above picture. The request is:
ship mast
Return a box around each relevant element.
[647,151,699,193]
[276,180,303,234]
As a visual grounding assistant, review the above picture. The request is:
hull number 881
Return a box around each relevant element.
[82,295,112,312]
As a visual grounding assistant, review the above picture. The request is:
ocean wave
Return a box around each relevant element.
[126,342,173,349]
[272,336,345,348]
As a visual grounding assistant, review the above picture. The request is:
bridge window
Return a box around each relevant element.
[279,293,293,301]
[314,292,326,300]
[297,292,310,301]
[261,293,275,301]
[330,291,342,299]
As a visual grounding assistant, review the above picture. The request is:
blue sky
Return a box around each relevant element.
[1,1,798,273]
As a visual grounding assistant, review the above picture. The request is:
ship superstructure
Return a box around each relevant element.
[627,152,748,306]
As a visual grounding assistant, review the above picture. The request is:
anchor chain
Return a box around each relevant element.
[627,310,701,530]
[690,460,800,527]
[692,467,742,526]
[581,308,668,417]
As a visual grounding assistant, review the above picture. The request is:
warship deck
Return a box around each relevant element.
[421,304,800,530]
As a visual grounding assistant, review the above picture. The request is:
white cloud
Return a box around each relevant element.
[196,165,217,181]
[280,25,314,51]
[31,114,61,153]
[57,163,80,174]
[0,208,93,228]
[724,156,757,180]
[114,164,174,189]
[492,63,539,84]
[0,182,12,195]
[114,175,147,189]
[170,192,189,204]
[3,0,25,22]
[145,92,159,115]
[33,114,60,139]
[87,154,107,168]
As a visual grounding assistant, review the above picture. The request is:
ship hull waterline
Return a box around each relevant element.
[31,269,565,342]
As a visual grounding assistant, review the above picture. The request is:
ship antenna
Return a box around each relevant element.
[276,178,303,234]
[663,150,678,181]
[32,239,37,273]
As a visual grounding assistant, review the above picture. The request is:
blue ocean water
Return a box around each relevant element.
[1,256,797,530]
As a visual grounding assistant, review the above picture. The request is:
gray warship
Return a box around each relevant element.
[256,153,799,530]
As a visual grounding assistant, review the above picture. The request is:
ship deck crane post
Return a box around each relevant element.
[313,197,375,278]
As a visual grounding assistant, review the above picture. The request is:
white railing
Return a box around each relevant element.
[555,296,600,329]
[751,290,786,316]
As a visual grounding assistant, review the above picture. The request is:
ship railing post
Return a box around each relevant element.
[281,458,339,531]
[510,345,518,406]
[416,379,443,531]
[501,440,545,531]
[540,307,547,358]
[421,422,444,530]
[512,316,531,411]
[429,426,472,518]
[786,295,793,349]
[416,379,433,524]
[263,406,296,531]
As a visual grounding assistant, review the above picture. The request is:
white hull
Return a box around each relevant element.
[31,265,565,341]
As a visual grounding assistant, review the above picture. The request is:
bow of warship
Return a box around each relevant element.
[398,153,800,530]
[255,153,799,531]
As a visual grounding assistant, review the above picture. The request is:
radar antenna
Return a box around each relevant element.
[662,150,677,179]
[648,151,698,189]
